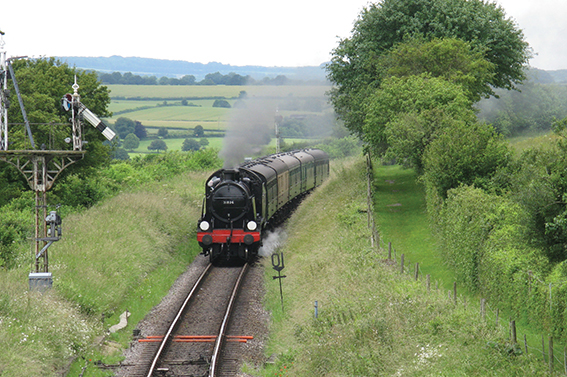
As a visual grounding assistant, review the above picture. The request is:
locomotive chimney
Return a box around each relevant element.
[222,169,239,181]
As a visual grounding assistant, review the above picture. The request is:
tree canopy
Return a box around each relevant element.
[193,125,204,138]
[123,133,140,151]
[326,0,531,137]
[363,73,476,169]
[114,117,136,139]
[182,138,201,152]
[380,37,496,102]
[7,58,111,150]
[148,139,167,152]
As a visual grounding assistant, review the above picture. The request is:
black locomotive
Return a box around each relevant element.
[197,149,329,264]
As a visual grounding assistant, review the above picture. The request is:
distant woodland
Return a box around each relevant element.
[98,71,306,86]
[57,55,328,82]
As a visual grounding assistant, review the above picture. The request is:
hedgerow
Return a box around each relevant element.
[0,148,221,268]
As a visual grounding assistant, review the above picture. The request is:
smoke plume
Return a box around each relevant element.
[258,228,287,257]
[219,97,275,168]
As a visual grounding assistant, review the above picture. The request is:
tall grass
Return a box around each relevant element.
[257,156,548,376]
[0,171,208,376]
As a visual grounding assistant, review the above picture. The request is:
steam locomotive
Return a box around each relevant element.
[197,149,329,264]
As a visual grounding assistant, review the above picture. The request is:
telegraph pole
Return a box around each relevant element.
[275,107,282,153]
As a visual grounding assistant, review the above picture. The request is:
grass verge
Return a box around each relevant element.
[254,156,547,376]
[372,165,458,292]
[0,171,208,376]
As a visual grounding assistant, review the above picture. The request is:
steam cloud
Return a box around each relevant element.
[258,228,287,257]
[219,97,275,168]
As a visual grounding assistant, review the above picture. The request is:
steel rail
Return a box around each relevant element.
[145,262,213,377]
[209,263,249,376]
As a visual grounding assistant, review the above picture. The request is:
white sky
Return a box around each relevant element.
[1,0,566,70]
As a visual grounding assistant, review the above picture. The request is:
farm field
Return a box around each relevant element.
[104,84,333,130]
[106,84,331,99]
[128,137,313,157]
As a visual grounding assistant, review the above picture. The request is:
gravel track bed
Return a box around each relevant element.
[158,266,242,376]
[115,255,270,376]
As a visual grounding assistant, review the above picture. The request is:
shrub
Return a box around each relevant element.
[212,99,231,108]
[182,138,201,152]
[422,121,511,199]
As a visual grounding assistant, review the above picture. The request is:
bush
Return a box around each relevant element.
[148,139,167,152]
[181,138,201,152]
[0,208,33,268]
[422,121,511,199]
[314,136,361,159]
[123,133,140,150]
[212,99,231,108]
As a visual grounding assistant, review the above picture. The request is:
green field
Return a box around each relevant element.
[104,84,333,130]
[106,84,331,99]
[128,137,314,158]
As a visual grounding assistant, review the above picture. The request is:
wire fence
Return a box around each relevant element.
[364,154,567,375]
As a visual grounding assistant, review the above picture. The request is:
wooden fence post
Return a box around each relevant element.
[480,299,486,321]
[388,242,392,260]
[426,275,431,293]
[524,334,528,355]
[453,282,457,304]
[549,337,554,373]
[510,320,517,344]
[496,309,499,327]
[542,335,546,362]
[414,263,419,281]
[400,254,405,274]
[563,346,566,375]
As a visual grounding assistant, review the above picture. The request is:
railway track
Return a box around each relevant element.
[122,261,250,376]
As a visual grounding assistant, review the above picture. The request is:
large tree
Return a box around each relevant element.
[123,133,140,151]
[114,117,136,139]
[327,0,531,137]
[7,58,111,150]
[364,73,476,169]
[1,58,112,204]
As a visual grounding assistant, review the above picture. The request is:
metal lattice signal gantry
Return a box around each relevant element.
[0,35,116,290]
[0,150,85,274]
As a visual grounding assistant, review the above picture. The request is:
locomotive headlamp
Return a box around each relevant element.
[199,221,210,231]
[246,221,258,231]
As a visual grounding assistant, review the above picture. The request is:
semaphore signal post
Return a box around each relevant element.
[0,35,115,290]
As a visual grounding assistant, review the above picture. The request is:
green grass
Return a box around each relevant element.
[255,156,548,376]
[126,137,315,158]
[0,171,209,376]
[108,105,231,129]
[106,84,331,99]
[109,99,225,113]
[1,153,554,375]
[104,84,334,130]
[372,165,458,291]
[508,131,557,155]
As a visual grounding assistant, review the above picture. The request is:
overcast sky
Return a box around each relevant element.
[1,0,566,70]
